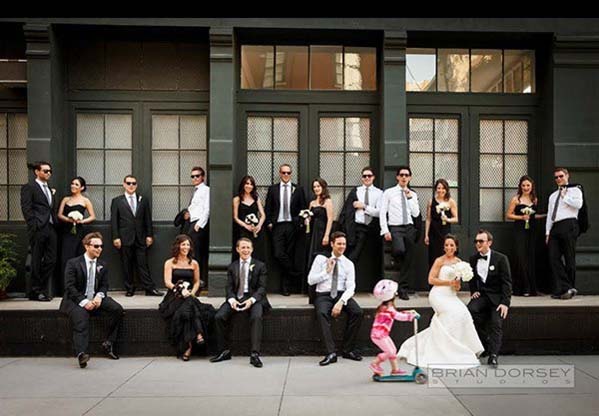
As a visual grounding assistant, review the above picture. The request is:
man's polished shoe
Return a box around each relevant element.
[29,293,51,302]
[102,341,119,360]
[488,354,498,368]
[551,293,562,299]
[77,352,90,368]
[560,289,575,300]
[125,291,135,297]
[319,353,337,366]
[342,350,363,361]
[210,349,232,363]
[145,289,164,296]
[398,291,410,301]
[250,352,263,368]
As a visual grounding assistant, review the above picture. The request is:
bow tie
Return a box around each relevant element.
[477,254,488,261]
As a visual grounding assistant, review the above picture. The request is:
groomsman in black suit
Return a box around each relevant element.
[20,161,57,301]
[468,229,512,368]
[110,175,162,297]
[59,232,124,368]
[265,163,307,296]
[211,238,271,367]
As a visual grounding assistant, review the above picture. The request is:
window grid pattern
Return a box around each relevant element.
[408,117,460,216]
[151,115,207,221]
[319,117,371,217]
[479,119,528,222]
[76,113,133,221]
[247,116,300,201]
[0,113,28,221]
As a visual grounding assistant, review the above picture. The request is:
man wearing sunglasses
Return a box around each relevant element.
[187,166,210,283]
[110,175,162,297]
[546,167,584,300]
[60,232,124,368]
[20,161,58,301]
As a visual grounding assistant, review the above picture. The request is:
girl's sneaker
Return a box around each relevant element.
[369,362,384,375]
[391,368,408,376]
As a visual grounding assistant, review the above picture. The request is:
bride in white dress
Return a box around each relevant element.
[398,235,483,369]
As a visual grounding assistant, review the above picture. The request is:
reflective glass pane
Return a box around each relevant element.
[105,114,132,149]
[273,117,299,151]
[105,186,123,221]
[504,50,535,93]
[480,189,504,222]
[275,46,309,90]
[77,150,104,184]
[480,120,503,153]
[346,117,370,151]
[241,45,274,89]
[9,186,23,221]
[180,115,207,150]
[438,49,469,92]
[0,186,6,220]
[412,187,432,215]
[329,187,345,218]
[434,154,459,187]
[410,153,433,186]
[505,189,517,216]
[152,186,179,221]
[310,45,343,90]
[273,153,298,181]
[409,118,433,152]
[8,149,28,184]
[319,153,344,186]
[505,120,528,154]
[479,154,504,187]
[344,47,376,91]
[505,155,528,187]
[152,151,179,185]
[86,186,104,221]
[247,152,272,187]
[8,113,27,148]
[345,152,369,183]
[180,151,206,184]
[152,115,179,150]
[435,119,459,152]
[406,48,436,92]
[320,118,344,151]
[247,117,272,151]
[471,49,502,93]
[179,186,194,211]
[77,114,104,148]
[0,114,6,148]
[0,150,6,184]
[105,150,132,185]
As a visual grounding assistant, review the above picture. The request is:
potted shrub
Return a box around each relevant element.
[0,233,18,300]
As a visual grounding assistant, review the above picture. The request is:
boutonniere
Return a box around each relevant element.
[292,185,296,193]
[249,264,255,272]
[51,188,56,195]
[138,195,142,202]
[97,265,104,272]
[489,265,495,271]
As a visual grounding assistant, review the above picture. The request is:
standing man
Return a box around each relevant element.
[59,232,124,368]
[379,166,420,300]
[188,166,210,283]
[210,238,271,367]
[20,161,57,301]
[467,229,512,368]
[265,163,307,296]
[110,175,162,297]
[308,231,363,366]
[546,167,584,300]
[338,166,383,263]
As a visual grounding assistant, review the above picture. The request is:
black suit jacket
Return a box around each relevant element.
[20,181,58,235]
[226,258,271,311]
[264,182,307,227]
[60,255,109,312]
[469,250,512,307]
[110,194,153,246]
[337,187,381,246]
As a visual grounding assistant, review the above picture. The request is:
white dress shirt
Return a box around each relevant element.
[189,182,210,228]
[228,256,257,306]
[124,192,137,214]
[35,178,52,205]
[79,254,105,307]
[307,254,356,304]
[546,186,583,235]
[277,182,293,223]
[354,185,383,224]
[476,249,491,284]
[379,185,420,235]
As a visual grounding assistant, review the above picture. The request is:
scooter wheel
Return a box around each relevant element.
[415,373,427,384]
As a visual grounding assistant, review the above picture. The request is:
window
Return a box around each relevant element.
[479,119,528,222]
[247,116,299,199]
[319,117,371,216]
[76,113,132,221]
[151,115,207,221]
[406,48,436,92]
[409,117,460,215]
[0,113,28,221]
[471,49,502,93]
[241,45,275,89]
[438,49,470,92]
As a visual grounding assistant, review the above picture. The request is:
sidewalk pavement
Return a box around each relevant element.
[1,355,598,416]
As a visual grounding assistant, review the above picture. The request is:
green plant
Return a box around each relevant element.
[0,234,18,291]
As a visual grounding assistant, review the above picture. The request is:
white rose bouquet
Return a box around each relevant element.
[244,213,260,238]
[453,261,474,282]
[521,206,536,230]
[299,209,314,234]
[67,211,84,235]
[436,201,451,225]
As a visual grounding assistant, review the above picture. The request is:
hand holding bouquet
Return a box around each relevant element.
[299,209,314,234]
[436,201,451,225]
[453,261,474,282]
[67,211,84,235]
[244,213,260,238]
[521,206,536,229]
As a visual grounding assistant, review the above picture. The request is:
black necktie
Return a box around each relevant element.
[551,187,563,222]
[478,254,488,261]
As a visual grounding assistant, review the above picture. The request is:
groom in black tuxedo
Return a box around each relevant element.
[211,238,271,367]
[264,163,307,295]
[468,229,512,368]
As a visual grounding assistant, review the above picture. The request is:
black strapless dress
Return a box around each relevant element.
[233,201,265,261]
[511,203,537,296]
[304,206,331,302]
[428,199,452,268]
[60,204,87,294]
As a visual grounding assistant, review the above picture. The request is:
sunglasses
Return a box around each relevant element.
[89,244,104,249]
[125,181,137,186]
[42,169,52,174]
[554,174,565,179]
[398,173,410,177]
[190,174,203,179]
[362,174,374,178]
[280,171,292,175]
[474,239,487,244]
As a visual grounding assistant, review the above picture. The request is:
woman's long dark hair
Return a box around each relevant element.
[443,233,459,256]
[517,175,537,204]
[312,177,331,205]
[434,178,451,201]
[171,234,194,265]
[70,176,87,194]
[237,175,259,201]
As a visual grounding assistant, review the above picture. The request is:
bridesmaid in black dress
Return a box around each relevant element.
[159,235,216,361]
[506,175,544,296]
[57,177,96,294]
[424,179,458,268]
[305,178,334,303]
[232,175,266,261]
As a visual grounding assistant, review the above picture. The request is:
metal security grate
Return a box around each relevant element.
[0,113,28,221]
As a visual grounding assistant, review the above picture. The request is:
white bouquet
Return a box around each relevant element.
[299,209,314,234]
[453,261,474,282]
[436,201,451,225]
[244,213,260,238]
[521,206,536,230]
[67,211,84,235]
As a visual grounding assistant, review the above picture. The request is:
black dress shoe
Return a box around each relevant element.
[145,289,164,296]
[77,352,90,368]
[125,291,135,297]
[250,352,263,368]
[210,350,232,363]
[342,351,363,361]
[398,291,410,301]
[102,341,119,360]
[319,353,337,366]
[480,350,489,358]
[560,289,574,300]
[29,293,51,302]
[281,289,290,296]
[488,354,498,368]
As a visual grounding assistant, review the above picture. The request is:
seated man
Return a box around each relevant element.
[59,232,124,368]
[210,238,271,367]
[308,231,364,366]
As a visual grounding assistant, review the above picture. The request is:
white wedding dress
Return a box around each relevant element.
[397,264,484,369]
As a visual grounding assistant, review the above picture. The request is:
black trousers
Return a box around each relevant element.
[30,225,57,295]
[389,225,418,291]
[61,296,124,355]
[548,218,579,295]
[271,222,299,293]
[314,292,363,354]
[467,295,503,356]
[119,244,155,292]
[189,222,209,284]
[214,295,264,354]
[346,224,370,263]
